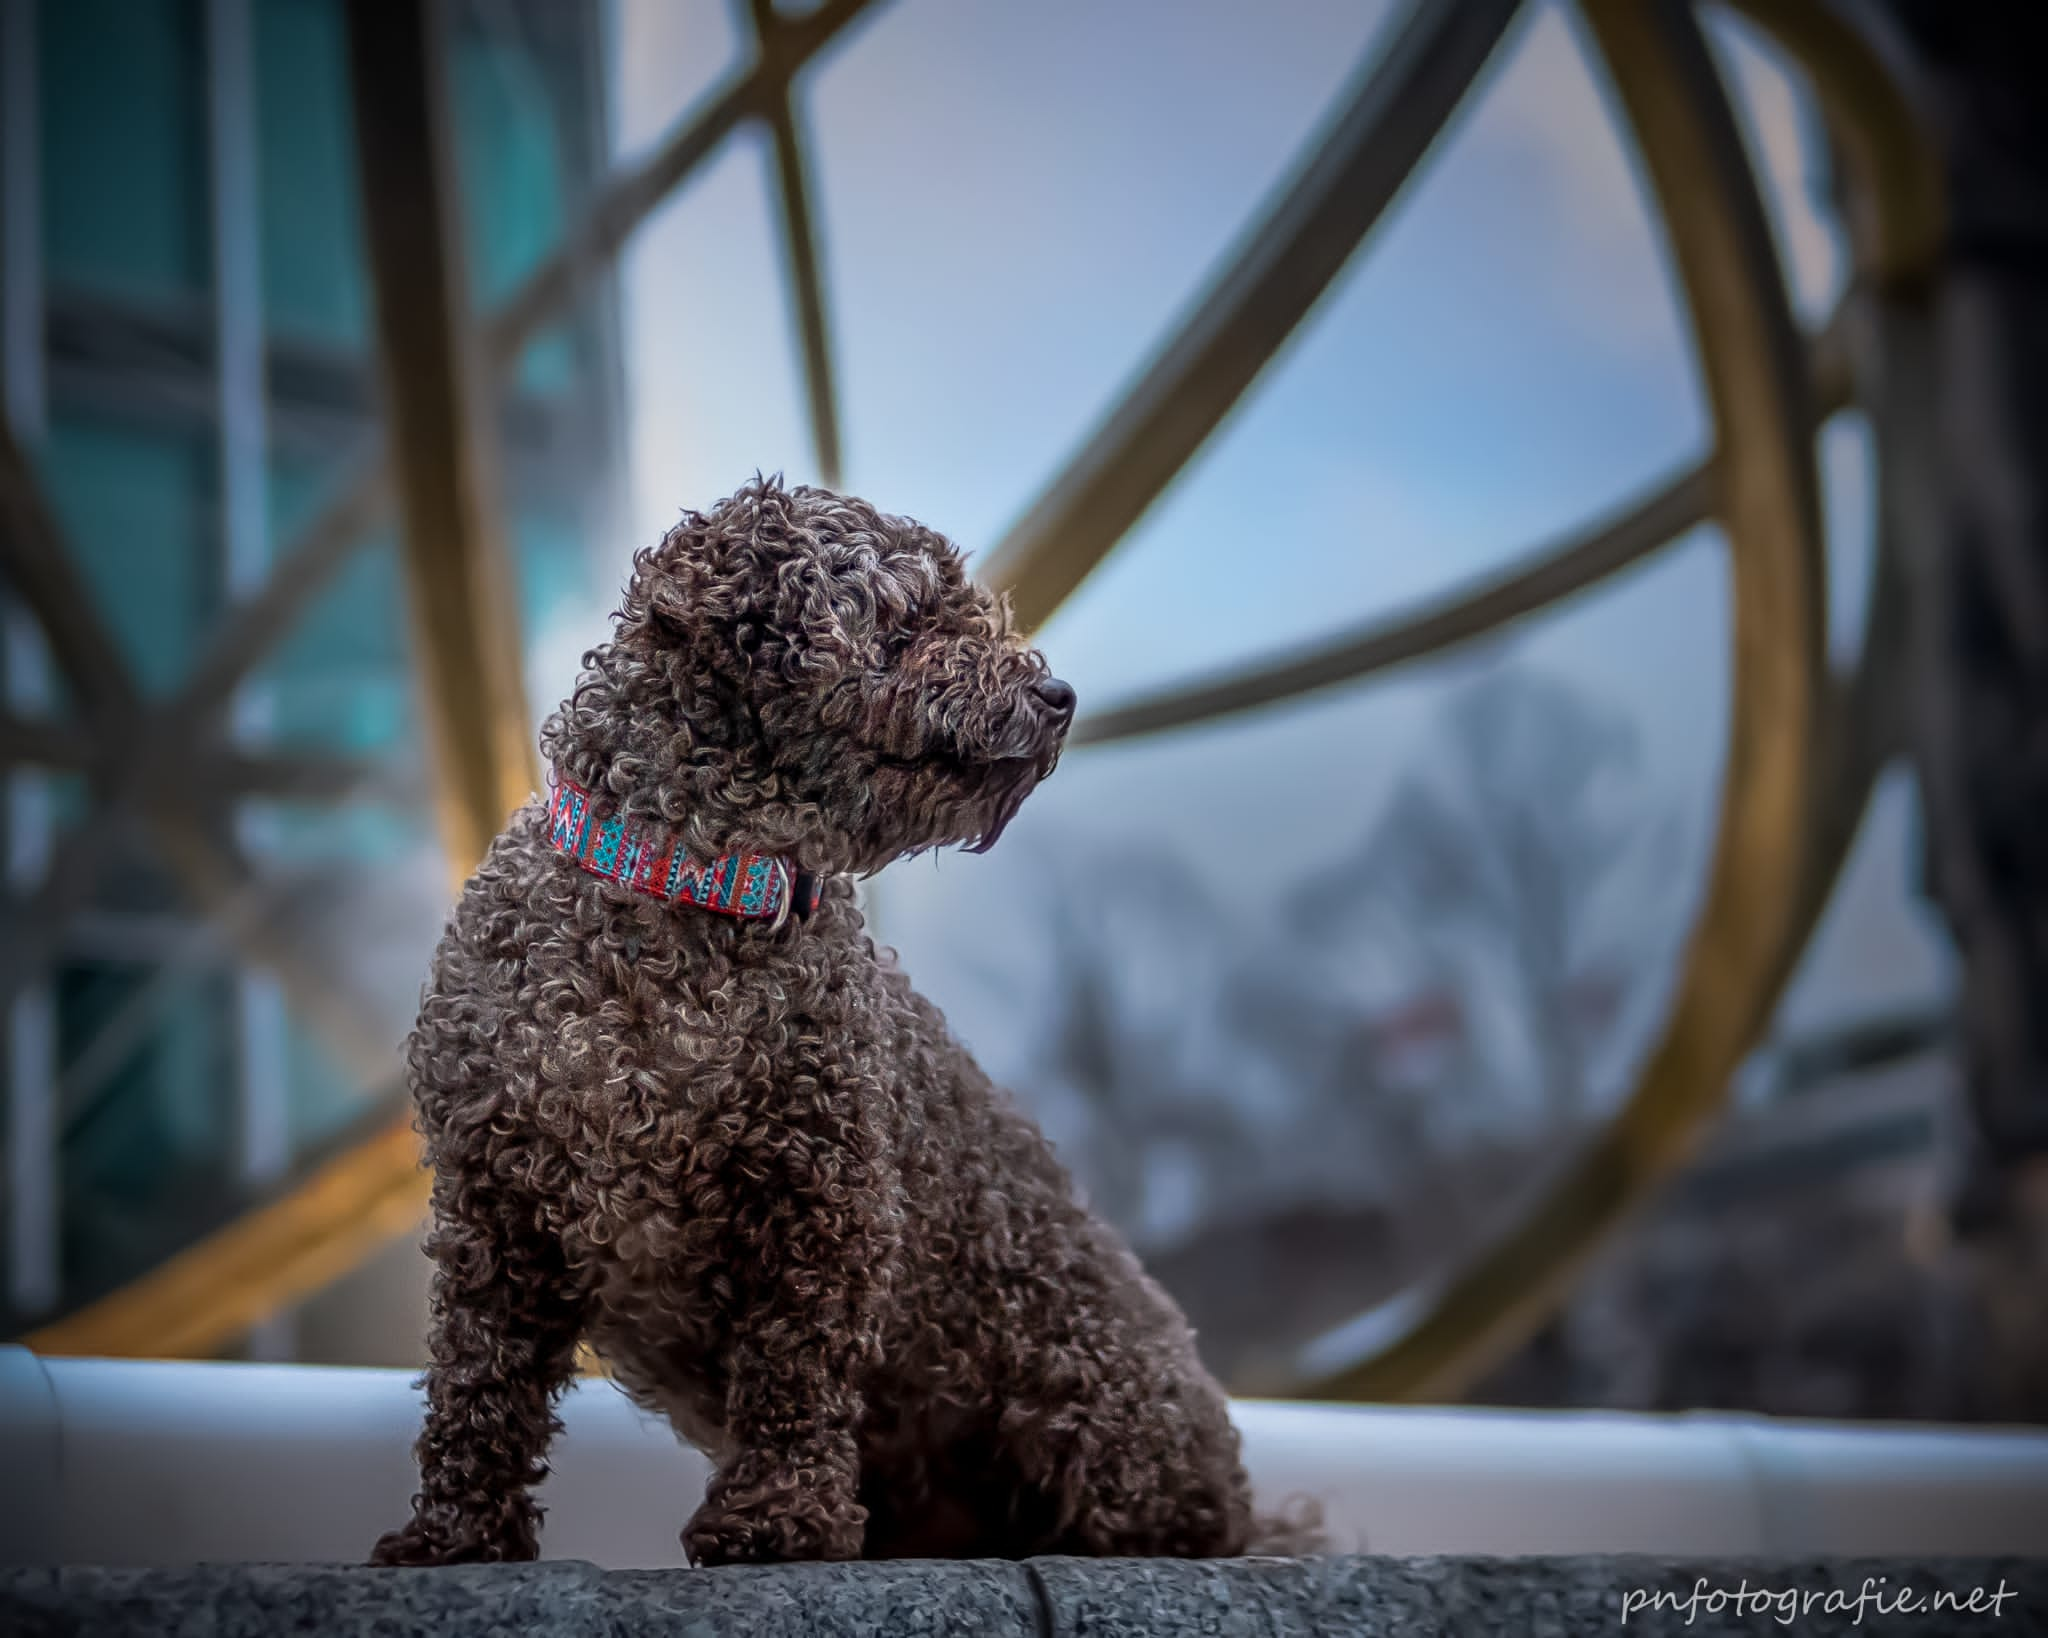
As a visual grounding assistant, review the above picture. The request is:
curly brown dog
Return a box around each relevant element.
[370,477,1290,1568]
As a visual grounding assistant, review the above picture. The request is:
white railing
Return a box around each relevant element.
[4,1346,2044,1568]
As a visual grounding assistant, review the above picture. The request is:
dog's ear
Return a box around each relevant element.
[642,578,698,643]
[622,514,736,643]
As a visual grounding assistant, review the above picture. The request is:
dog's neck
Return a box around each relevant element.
[545,771,824,926]
[540,659,857,875]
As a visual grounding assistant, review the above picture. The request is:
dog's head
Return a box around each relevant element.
[542,476,1075,875]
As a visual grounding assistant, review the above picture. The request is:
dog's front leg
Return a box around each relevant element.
[370,1175,586,1566]
[681,1096,900,1567]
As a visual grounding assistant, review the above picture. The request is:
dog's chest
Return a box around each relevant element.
[534,911,911,1208]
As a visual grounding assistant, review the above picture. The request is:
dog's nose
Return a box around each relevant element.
[1032,676,1077,721]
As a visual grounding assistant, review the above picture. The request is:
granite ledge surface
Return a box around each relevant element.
[3,1555,2043,1637]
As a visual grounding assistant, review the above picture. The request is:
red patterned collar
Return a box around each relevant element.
[545,773,823,927]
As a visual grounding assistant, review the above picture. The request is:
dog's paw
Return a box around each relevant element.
[368,1517,536,1568]
[683,1485,867,1567]
[368,1524,452,1568]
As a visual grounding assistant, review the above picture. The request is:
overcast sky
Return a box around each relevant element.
[554,0,1952,1077]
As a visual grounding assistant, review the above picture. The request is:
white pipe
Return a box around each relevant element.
[2,1347,2043,1568]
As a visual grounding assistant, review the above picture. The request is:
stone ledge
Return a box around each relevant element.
[2,1556,2041,1637]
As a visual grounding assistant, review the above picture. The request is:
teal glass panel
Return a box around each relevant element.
[253,2,590,380]
[509,503,593,642]
[253,459,414,754]
[255,802,429,1158]
[510,320,580,396]
[39,417,217,697]
[450,29,574,392]
[41,0,210,301]
[20,770,87,844]
[252,0,371,348]
[57,962,237,1302]
[255,797,431,869]
[41,773,180,917]
[284,999,382,1155]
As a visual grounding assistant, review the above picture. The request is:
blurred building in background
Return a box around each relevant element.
[1,0,620,1344]
[1,0,2041,1423]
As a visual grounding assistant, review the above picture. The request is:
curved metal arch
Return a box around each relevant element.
[1066,309,1853,750]
[1295,0,1898,1402]
[1752,0,1943,1012]
[1066,367,1866,757]
[1046,0,1936,1400]
[1073,463,1716,748]
[1720,0,1942,289]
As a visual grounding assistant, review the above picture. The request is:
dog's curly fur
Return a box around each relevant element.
[370,478,1294,1568]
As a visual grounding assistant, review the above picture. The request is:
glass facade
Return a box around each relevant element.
[1,0,621,1332]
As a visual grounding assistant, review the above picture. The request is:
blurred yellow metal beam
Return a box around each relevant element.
[1303,0,1829,1402]
[345,0,536,877]
[27,1116,424,1359]
[750,0,846,487]
[1720,0,1942,288]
